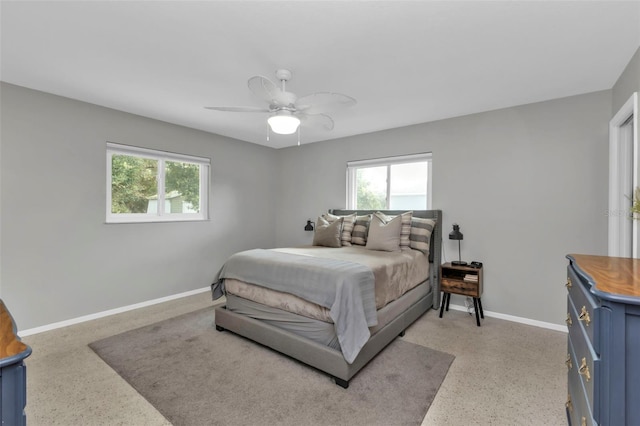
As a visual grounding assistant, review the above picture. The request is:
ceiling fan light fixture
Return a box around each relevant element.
[268,111,300,135]
[205,69,356,143]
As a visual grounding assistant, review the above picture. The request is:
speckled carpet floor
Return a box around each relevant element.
[89,306,454,426]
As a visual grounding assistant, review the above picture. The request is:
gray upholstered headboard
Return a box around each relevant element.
[328,209,442,309]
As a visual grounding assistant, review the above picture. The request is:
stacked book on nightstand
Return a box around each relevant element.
[463,274,478,282]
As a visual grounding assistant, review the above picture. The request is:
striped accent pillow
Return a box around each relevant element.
[398,211,413,250]
[323,213,357,246]
[351,214,371,246]
[376,211,413,250]
[409,217,436,254]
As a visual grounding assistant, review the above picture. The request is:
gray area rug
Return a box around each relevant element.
[90,307,454,426]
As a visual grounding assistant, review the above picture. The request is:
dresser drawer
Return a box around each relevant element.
[567,267,601,353]
[567,337,597,426]
[567,296,599,412]
[567,379,596,426]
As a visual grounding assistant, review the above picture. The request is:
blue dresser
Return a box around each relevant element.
[566,255,640,426]
[0,300,32,426]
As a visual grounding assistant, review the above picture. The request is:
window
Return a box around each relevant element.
[106,142,210,223]
[347,153,432,210]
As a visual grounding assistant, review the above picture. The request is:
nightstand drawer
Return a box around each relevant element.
[441,278,479,297]
[567,267,601,353]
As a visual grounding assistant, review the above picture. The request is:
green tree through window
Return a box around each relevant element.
[111,155,158,213]
[166,161,200,213]
[356,170,386,210]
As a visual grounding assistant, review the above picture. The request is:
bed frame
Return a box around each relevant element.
[214,209,442,388]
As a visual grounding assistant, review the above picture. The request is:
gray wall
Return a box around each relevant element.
[612,46,640,114]
[0,83,278,330]
[0,79,619,330]
[275,91,611,325]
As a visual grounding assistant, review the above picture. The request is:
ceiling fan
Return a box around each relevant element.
[205,69,356,140]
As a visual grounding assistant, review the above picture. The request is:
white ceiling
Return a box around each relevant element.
[2,1,639,149]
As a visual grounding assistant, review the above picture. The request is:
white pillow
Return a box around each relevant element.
[376,211,413,250]
[312,216,343,248]
[365,212,402,252]
[322,213,357,246]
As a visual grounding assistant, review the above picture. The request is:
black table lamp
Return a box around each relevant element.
[449,224,467,266]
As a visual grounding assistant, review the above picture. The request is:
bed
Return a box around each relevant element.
[212,209,442,388]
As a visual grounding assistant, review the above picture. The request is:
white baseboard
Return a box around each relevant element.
[19,288,567,337]
[18,287,211,337]
[447,303,567,333]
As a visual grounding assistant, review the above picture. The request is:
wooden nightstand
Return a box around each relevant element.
[439,262,484,326]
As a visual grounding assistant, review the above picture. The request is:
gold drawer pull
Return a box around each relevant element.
[565,393,573,412]
[566,354,572,370]
[566,277,572,289]
[566,313,572,327]
[579,357,591,382]
[579,306,591,326]
[581,417,586,426]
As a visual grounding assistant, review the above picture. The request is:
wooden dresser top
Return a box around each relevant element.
[0,300,29,359]
[568,254,640,299]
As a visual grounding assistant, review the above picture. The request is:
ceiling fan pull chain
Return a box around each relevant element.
[297,126,301,146]
[267,122,270,142]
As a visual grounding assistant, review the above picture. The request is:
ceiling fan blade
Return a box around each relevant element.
[247,75,289,107]
[295,92,356,114]
[300,113,335,131]
[204,106,270,113]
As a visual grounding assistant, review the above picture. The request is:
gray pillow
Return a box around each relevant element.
[409,217,436,254]
[351,214,371,246]
[312,216,343,248]
[365,212,402,252]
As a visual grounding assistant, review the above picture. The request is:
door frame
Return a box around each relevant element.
[609,92,639,257]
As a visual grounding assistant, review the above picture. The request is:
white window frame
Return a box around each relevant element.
[106,142,210,223]
[346,152,432,209]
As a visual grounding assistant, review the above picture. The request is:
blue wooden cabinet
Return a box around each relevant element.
[566,255,640,426]
[0,300,32,426]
